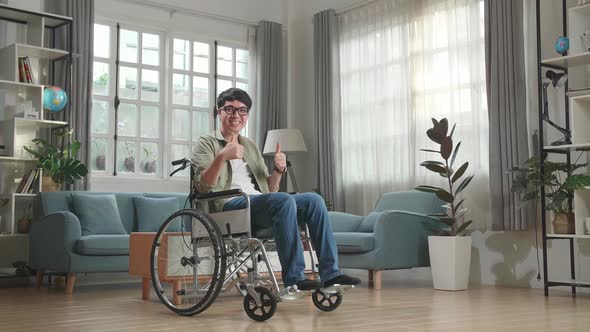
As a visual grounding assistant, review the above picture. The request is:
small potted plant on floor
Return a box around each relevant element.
[24,128,88,191]
[415,118,473,291]
[510,156,590,234]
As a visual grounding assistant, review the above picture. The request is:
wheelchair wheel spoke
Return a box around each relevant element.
[151,209,226,316]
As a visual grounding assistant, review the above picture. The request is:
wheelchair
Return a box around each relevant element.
[150,158,353,321]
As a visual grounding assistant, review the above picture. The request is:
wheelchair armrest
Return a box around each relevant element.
[194,189,243,201]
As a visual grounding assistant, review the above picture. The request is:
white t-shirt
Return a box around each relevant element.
[227,159,261,202]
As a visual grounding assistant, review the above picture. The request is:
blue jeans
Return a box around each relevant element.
[223,192,342,286]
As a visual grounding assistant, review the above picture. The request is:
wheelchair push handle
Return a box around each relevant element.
[169,158,194,177]
[172,158,187,166]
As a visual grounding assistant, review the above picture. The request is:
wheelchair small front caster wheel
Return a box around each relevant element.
[312,290,342,312]
[243,287,277,321]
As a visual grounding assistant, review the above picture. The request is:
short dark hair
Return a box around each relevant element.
[216,88,252,110]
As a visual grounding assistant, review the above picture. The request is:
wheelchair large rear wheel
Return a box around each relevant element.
[150,209,226,316]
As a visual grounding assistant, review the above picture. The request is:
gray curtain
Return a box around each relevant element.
[45,0,94,191]
[255,21,287,191]
[485,0,531,231]
[313,9,343,211]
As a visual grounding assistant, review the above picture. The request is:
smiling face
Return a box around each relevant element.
[218,100,249,136]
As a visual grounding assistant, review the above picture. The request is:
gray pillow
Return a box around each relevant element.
[72,194,127,236]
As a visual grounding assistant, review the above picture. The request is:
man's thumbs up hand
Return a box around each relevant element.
[274,143,287,173]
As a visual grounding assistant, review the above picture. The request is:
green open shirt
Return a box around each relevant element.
[192,129,270,213]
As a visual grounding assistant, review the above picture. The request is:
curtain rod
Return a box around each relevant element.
[116,0,258,27]
[335,0,378,15]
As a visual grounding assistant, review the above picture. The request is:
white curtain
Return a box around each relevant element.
[338,0,490,223]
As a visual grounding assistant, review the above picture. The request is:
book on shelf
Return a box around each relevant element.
[26,169,40,194]
[18,57,26,83]
[15,168,39,194]
[17,56,34,84]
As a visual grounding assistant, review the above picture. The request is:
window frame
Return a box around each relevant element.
[91,19,250,181]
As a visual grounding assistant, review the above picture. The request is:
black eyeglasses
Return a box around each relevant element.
[221,106,249,116]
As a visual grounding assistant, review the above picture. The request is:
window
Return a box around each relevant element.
[169,38,249,176]
[338,0,488,214]
[216,44,250,137]
[92,23,163,176]
[91,23,249,179]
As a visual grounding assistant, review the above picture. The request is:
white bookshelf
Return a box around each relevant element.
[0,3,72,237]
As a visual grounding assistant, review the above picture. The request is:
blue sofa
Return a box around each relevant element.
[30,191,189,293]
[328,191,445,289]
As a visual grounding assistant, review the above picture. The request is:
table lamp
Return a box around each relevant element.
[263,129,308,192]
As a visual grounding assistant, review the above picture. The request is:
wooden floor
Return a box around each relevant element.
[1,282,589,332]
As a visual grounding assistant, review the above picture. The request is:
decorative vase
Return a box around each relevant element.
[96,155,106,170]
[553,213,575,234]
[428,236,472,291]
[17,217,31,234]
[124,156,135,172]
[41,176,61,192]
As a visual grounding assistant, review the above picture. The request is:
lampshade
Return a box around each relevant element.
[546,70,567,88]
[263,129,308,156]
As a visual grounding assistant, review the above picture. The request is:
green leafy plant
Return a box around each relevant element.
[142,146,157,174]
[23,128,88,184]
[510,156,590,214]
[415,118,473,236]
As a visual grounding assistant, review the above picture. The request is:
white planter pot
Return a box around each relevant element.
[428,236,472,291]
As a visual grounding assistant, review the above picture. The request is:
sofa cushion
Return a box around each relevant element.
[72,194,127,236]
[333,232,375,253]
[133,196,181,232]
[75,235,130,256]
[357,212,383,233]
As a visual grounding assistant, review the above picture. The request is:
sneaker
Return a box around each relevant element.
[323,274,361,288]
[295,278,321,291]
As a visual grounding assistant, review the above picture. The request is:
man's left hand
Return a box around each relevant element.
[274,143,287,173]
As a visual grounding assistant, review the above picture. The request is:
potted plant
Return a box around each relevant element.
[17,202,33,234]
[123,142,135,172]
[93,140,106,171]
[415,118,474,291]
[142,146,157,174]
[23,128,88,191]
[510,156,590,234]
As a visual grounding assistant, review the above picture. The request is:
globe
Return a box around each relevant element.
[554,36,569,55]
[43,86,68,112]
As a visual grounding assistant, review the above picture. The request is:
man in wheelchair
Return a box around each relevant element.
[193,88,361,292]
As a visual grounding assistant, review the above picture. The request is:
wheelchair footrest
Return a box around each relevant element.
[280,290,309,300]
[320,284,355,294]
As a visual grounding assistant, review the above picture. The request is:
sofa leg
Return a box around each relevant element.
[35,271,43,288]
[142,277,151,300]
[172,280,182,305]
[369,269,382,290]
[65,273,76,294]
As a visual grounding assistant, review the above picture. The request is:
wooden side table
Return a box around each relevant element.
[130,232,189,305]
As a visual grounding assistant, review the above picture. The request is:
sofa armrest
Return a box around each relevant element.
[371,210,440,267]
[328,211,365,232]
[29,211,82,271]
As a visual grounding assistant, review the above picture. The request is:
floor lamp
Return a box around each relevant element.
[263,129,308,193]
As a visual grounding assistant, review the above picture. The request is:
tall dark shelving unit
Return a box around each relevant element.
[0,3,73,275]
[536,0,590,296]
